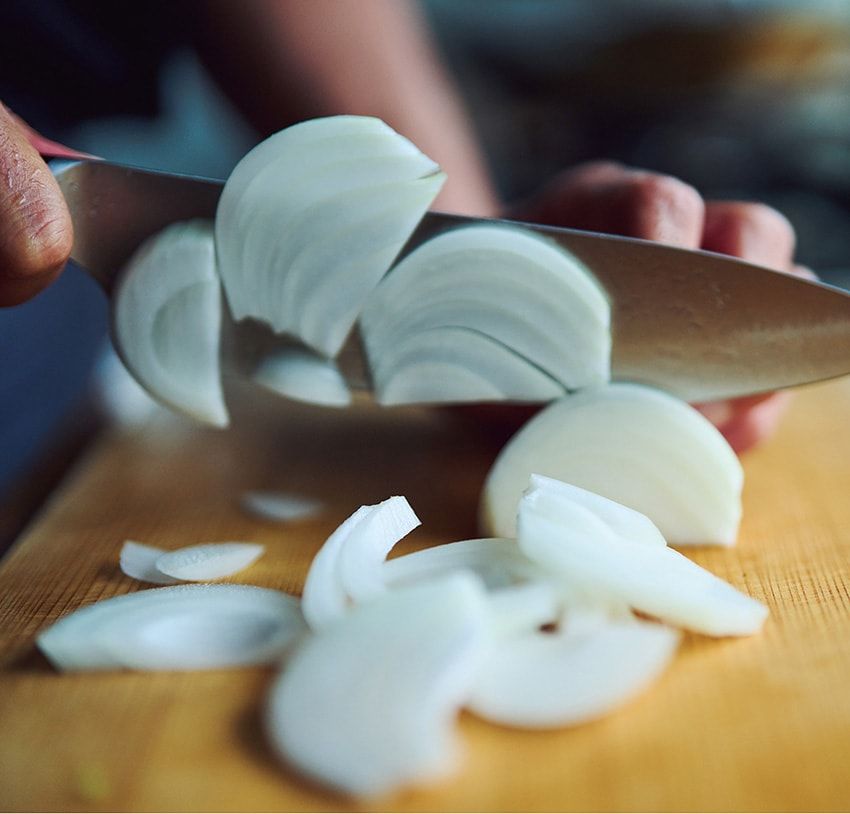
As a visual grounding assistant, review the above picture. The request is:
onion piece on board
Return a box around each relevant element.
[266,573,488,798]
[517,477,768,636]
[253,347,352,407]
[301,497,420,631]
[37,584,305,672]
[241,491,325,523]
[155,543,265,581]
[216,115,444,356]
[481,383,743,546]
[361,224,610,395]
[113,219,227,427]
[119,541,178,585]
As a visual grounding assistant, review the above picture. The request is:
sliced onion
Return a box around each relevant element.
[301,497,420,631]
[253,347,351,407]
[216,115,444,356]
[241,491,325,523]
[113,219,227,427]
[517,479,768,636]
[266,573,488,798]
[368,327,565,405]
[37,584,305,672]
[481,383,743,546]
[361,224,610,397]
[155,543,264,581]
[468,610,680,729]
[119,541,178,585]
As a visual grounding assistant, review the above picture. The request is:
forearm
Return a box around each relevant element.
[195,0,498,216]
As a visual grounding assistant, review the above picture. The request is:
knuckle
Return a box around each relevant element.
[630,173,703,218]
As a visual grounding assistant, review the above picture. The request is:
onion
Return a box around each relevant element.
[301,497,420,631]
[360,224,610,402]
[113,220,227,427]
[119,541,179,585]
[155,543,264,581]
[37,584,305,672]
[252,347,351,407]
[215,115,445,356]
[266,573,488,798]
[481,383,743,546]
[241,491,325,523]
[517,476,768,636]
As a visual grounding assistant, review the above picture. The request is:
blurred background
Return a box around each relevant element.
[2,0,850,532]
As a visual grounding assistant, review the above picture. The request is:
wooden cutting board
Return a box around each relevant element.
[2,380,850,812]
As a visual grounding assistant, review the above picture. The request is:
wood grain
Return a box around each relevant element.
[2,380,850,812]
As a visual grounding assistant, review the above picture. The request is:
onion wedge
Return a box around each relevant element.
[37,584,305,672]
[155,543,264,581]
[361,224,610,396]
[266,573,488,798]
[481,383,743,546]
[253,347,351,407]
[113,220,227,427]
[119,541,179,585]
[216,115,444,356]
[241,491,324,523]
[517,478,769,636]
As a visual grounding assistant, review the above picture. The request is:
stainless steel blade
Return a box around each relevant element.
[54,158,850,403]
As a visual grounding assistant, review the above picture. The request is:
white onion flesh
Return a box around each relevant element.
[37,584,305,672]
[241,491,325,523]
[253,347,351,407]
[301,497,420,631]
[368,327,565,405]
[155,543,265,581]
[360,224,610,398]
[113,220,227,427]
[266,573,488,798]
[481,383,743,546]
[517,479,768,636]
[119,541,178,585]
[216,115,444,356]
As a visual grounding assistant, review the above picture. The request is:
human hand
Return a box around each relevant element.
[507,161,806,453]
[0,103,76,306]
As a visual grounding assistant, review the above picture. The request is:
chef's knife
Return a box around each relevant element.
[52,158,850,403]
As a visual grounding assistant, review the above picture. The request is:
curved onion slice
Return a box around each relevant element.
[361,224,610,394]
[155,543,264,580]
[368,327,565,405]
[113,220,227,427]
[216,115,445,356]
[266,573,488,798]
[37,584,305,672]
[517,479,768,636]
[120,541,179,585]
[253,347,351,407]
[301,497,420,631]
[241,491,324,523]
[481,383,743,546]
[468,611,679,729]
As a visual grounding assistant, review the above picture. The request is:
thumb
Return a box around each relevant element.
[0,103,73,306]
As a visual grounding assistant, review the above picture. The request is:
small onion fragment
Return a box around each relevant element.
[37,584,305,672]
[155,543,265,581]
[253,347,351,407]
[481,383,743,546]
[216,115,445,356]
[266,573,488,798]
[361,224,610,400]
[119,541,178,585]
[241,491,325,523]
[113,219,227,427]
[517,478,769,636]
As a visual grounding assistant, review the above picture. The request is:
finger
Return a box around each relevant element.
[515,161,705,249]
[0,102,73,305]
[714,392,793,454]
[701,201,795,271]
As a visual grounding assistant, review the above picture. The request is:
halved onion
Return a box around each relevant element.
[301,497,420,631]
[241,491,325,523]
[361,224,610,399]
[481,383,743,546]
[253,347,351,407]
[216,115,445,356]
[155,543,264,581]
[266,573,488,798]
[517,478,768,636]
[37,584,305,672]
[113,220,227,427]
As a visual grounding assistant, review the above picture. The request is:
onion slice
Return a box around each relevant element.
[481,383,743,546]
[253,347,351,407]
[113,220,227,427]
[119,541,178,585]
[361,224,610,395]
[266,573,488,798]
[241,491,325,523]
[216,115,444,356]
[155,543,265,581]
[37,584,305,672]
[517,477,769,636]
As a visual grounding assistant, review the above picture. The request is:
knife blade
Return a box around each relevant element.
[53,157,850,403]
